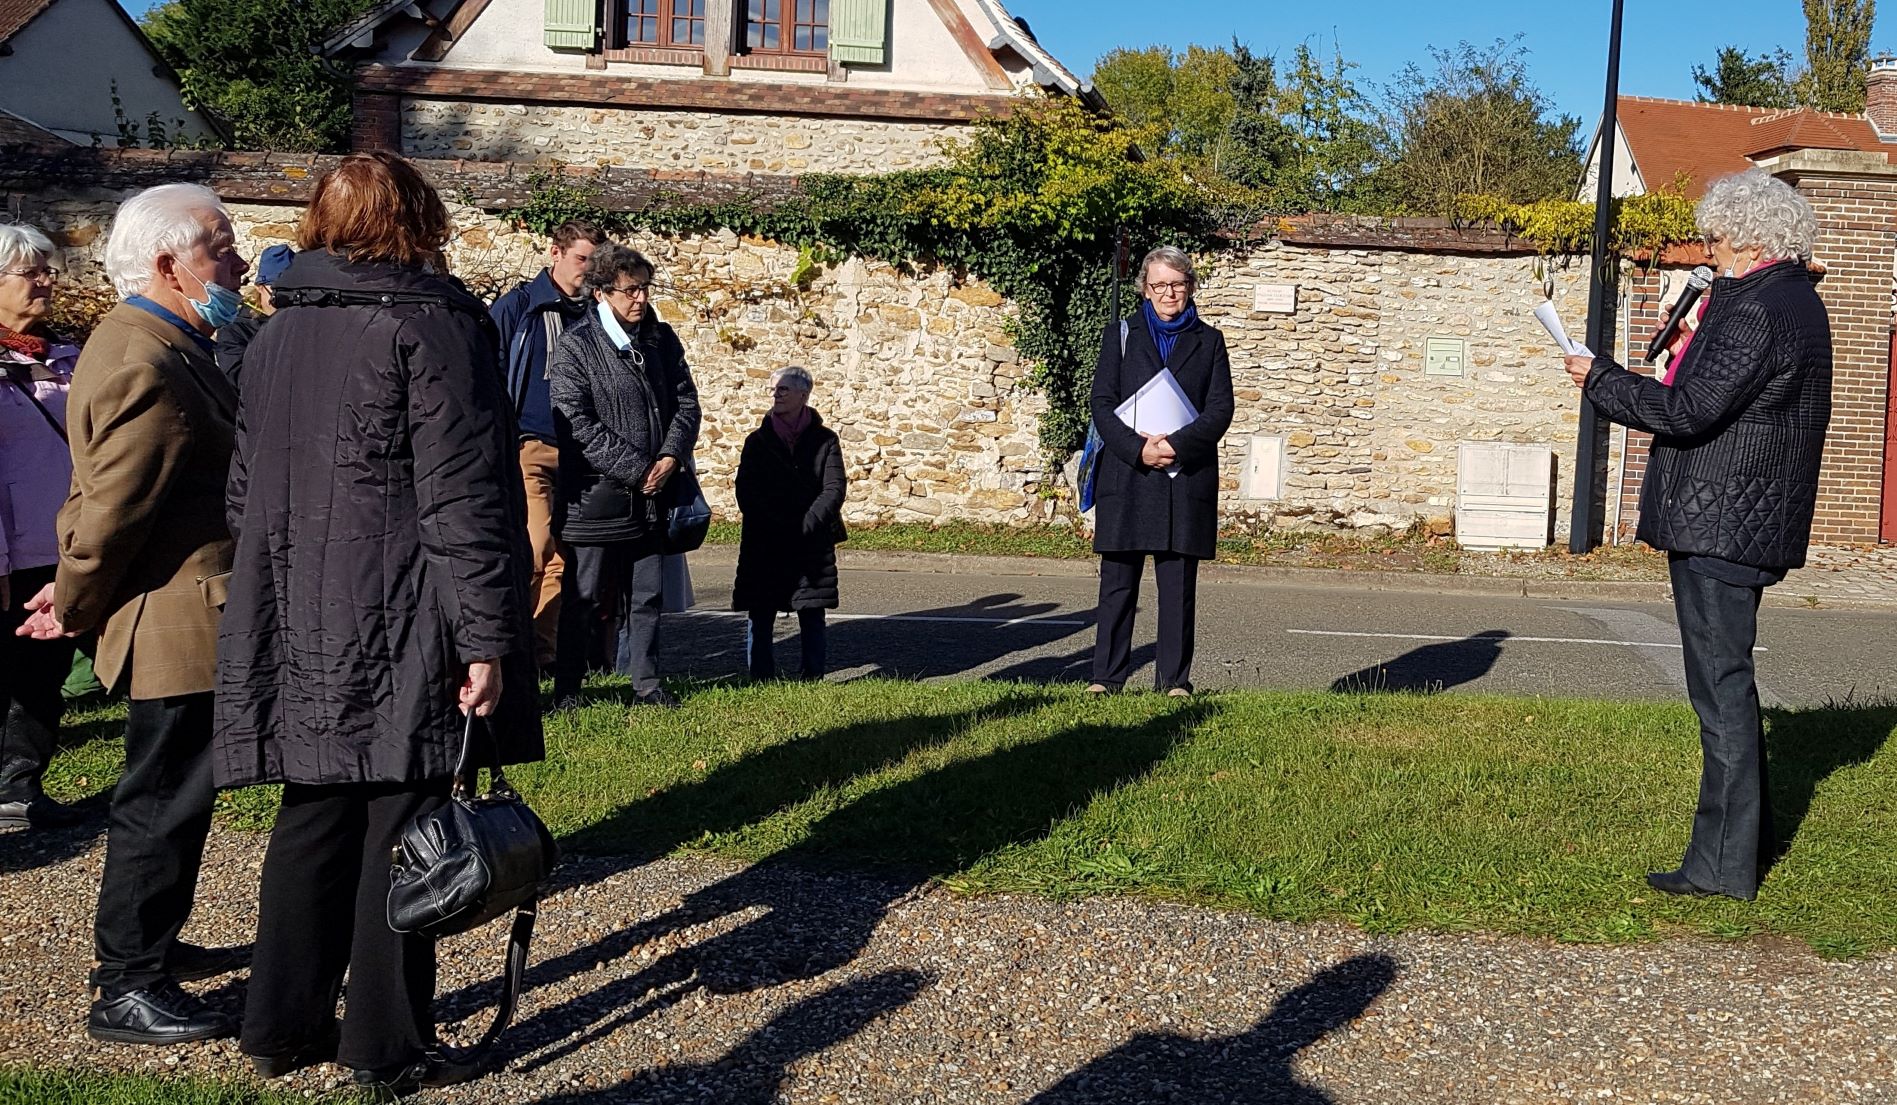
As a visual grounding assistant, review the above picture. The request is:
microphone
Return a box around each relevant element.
[1645,266,1715,364]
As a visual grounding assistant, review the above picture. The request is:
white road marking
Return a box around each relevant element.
[680,610,1089,628]
[1287,628,1767,652]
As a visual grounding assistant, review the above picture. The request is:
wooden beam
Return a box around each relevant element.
[702,0,736,77]
[921,0,1012,91]
[413,0,493,63]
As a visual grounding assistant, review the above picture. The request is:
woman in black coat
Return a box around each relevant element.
[1088,245,1235,696]
[215,152,540,1093]
[548,243,700,708]
[732,366,846,680]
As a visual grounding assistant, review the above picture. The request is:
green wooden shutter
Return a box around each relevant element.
[829,0,887,65]
[545,0,599,49]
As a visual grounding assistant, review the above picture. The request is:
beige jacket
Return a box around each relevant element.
[56,304,235,699]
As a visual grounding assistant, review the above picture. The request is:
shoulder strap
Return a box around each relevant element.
[431,900,536,1064]
[274,286,490,324]
[6,372,67,444]
[1120,319,1129,356]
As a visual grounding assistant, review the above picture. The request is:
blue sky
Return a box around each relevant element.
[119,0,1886,124]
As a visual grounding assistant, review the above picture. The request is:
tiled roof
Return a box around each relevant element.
[0,108,69,149]
[1615,95,1893,197]
[0,0,55,43]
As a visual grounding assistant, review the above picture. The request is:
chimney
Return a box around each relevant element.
[1868,55,1897,139]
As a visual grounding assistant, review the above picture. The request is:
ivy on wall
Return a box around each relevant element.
[501,99,1701,463]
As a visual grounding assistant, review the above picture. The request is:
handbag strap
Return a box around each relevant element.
[431,899,537,1063]
[453,710,516,801]
[6,371,67,444]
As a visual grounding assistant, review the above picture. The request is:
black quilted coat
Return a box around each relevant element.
[1585,260,1832,570]
[1089,312,1236,560]
[731,412,846,612]
[213,250,543,787]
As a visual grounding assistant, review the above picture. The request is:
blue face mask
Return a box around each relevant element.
[181,262,243,330]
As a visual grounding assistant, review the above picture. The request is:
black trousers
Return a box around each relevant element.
[1092,551,1200,692]
[0,565,76,803]
[746,608,828,680]
[93,692,216,994]
[555,540,663,699]
[1670,559,1772,899]
[242,781,450,1072]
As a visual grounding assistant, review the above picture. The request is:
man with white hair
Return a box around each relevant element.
[16,182,247,1042]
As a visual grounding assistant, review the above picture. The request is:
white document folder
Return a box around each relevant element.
[1115,369,1199,477]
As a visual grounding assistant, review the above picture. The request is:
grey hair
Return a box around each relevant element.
[770,365,814,393]
[0,223,54,274]
[1138,245,1197,289]
[102,183,228,298]
[581,243,655,293]
[1696,170,1818,263]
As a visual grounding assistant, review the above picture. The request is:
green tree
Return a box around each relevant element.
[1692,46,1798,107]
[1090,45,1238,162]
[1382,38,1582,215]
[1251,43,1391,214]
[1800,0,1876,112]
[142,0,378,152]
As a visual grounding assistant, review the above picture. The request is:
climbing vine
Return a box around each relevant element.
[500,101,1702,462]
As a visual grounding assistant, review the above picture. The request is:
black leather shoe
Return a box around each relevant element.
[352,1051,487,1099]
[1645,869,1720,898]
[0,795,86,830]
[87,980,236,1045]
[168,941,251,982]
[249,1026,339,1078]
[633,687,681,709]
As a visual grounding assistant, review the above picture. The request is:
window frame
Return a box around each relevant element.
[743,0,829,57]
[613,0,708,50]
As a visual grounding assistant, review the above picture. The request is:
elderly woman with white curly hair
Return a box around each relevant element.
[1562,169,1832,901]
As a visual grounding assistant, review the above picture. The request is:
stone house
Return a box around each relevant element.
[0,0,222,148]
[323,0,1099,172]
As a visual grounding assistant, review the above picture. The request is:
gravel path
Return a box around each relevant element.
[3,827,1894,1104]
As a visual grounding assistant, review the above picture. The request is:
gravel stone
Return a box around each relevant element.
[2,828,1893,1103]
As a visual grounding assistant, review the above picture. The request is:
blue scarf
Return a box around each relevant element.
[1142,299,1198,365]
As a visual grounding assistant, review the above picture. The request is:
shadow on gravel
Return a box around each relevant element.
[457,699,1220,1076]
[523,969,927,1105]
[0,709,122,874]
[1761,701,1896,877]
[1328,630,1510,694]
[1027,952,1399,1105]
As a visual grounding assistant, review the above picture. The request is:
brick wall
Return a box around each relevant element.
[1614,269,1667,540]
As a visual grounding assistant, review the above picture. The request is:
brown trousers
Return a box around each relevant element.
[519,439,565,665]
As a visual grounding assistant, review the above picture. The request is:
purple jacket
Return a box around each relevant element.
[0,341,77,576]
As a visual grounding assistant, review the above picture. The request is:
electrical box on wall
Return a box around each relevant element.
[1241,434,1286,500]
[1455,443,1553,549]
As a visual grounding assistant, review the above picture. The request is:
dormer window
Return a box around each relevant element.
[746,0,828,55]
[618,0,706,48]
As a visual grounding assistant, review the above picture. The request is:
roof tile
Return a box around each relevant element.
[0,0,55,44]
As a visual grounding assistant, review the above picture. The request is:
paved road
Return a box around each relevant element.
[665,550,1897,708]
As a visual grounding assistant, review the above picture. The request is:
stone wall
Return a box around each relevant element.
[400,100,971,173]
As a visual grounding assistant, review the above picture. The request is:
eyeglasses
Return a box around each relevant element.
[604,282,650,299]
[1147,280,1190,296]
[1,266,57,284]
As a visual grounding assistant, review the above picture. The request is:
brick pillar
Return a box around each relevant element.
[1614,268,1667,541]
[350,90,403,153]
[1761,149,1897,546]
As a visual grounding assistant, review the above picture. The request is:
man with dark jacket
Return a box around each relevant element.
[213,243,292,391]
[1563,170,1831,902]
[490,221,605,668]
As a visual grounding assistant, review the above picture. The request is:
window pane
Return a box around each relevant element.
[795,0,810,19]
[764,0,779,19]
[763,24,779,48]
[793,26,809,50]
[813,25,826,49]
[689,0,705,14]
[814,0,828,21]
[748,0,765,18]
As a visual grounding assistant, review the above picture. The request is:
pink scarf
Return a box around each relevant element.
[770,407,812,450]
[1662,258,1776,385]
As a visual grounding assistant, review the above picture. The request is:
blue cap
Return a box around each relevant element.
[254,244,295,287]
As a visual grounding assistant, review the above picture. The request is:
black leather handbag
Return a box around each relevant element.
[388,712,559,1050]
[662,463,712,554]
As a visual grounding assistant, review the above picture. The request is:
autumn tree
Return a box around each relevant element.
[1800,0,1876,112]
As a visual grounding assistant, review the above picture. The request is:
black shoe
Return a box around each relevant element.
[551,693,585,711]
[168,941,250,983]
[633,687,681,709]
[1645,869,1720,898]
[87,980,236,1045]
[0,795,86,830]
[249,1026,339,1078]
[352,1051,487,1099]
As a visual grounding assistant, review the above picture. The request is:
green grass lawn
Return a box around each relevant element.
[0,1068,321,1104]
[44,679,1896,956]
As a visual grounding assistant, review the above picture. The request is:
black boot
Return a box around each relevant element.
[0,698,77,830]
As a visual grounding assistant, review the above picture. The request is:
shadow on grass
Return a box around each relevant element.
[1328,630,1510,694]
[1762,700,1897,876]
[447,699,1220,1073]
[1027,953,1399,1105]
[523,969,927,1105]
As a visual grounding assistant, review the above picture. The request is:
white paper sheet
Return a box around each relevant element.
[1115,369,1199,477]
[1533,301,1593,358]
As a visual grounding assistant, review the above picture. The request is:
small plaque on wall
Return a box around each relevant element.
[1425,336,1467,377]
[1252,283,1298,314]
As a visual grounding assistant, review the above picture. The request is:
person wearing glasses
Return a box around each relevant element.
[549,243,700,709]
[0,223,84,832]
[1562,169,1831,901]
[1086,245,1234,697]
[732,366,846,681]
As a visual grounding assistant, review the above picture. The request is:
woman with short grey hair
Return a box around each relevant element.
[0,221,83,833]
[732,364,846,680]
[1561,168,1831,901]
[1086,244,1234,696]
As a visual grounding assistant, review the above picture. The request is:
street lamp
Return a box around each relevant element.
[1569,0,1624,553]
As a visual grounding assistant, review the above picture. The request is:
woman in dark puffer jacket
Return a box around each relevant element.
[1563,168,1831,902]
[215,151,541,1094]
[731,365,845,680]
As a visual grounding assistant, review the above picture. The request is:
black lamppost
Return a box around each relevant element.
[1569,0,1625,553]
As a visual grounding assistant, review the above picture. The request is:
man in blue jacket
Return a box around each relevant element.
[489,220,605,667]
